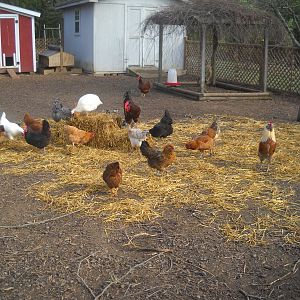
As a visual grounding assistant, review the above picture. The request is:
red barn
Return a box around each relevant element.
[0,2,40,73]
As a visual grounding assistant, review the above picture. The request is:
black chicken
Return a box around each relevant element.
[24,119,51,151]
[149,110,173,138]
[52,99,72,122]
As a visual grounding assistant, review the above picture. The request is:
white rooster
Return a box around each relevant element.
[128,124,149,151]
[0,112,24,140]
[71,94,102,114]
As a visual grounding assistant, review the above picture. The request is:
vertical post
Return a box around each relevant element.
[200,24,206,94]
[158,23,163,83]
[211,27,218,86]
[183,36,187,70]
[262,28,269,92]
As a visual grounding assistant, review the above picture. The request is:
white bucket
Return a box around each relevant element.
[167,68,177,83]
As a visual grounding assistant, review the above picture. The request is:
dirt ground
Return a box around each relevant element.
[0,73,299,300]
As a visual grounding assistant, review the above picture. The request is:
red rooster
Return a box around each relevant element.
[258,121,277,171]
[123,91,141,125]
[137,75,151,97]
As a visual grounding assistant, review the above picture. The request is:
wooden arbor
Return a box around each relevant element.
[146,0,284,101]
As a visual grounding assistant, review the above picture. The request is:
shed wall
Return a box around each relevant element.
[63,4,94,72]
[62,0,185,73]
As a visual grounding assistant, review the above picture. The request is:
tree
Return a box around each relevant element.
[1,0,62,37]
[249,0,300,47]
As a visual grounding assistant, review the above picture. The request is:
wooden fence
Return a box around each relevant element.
[184,39,300,94]
[35,38,61,58]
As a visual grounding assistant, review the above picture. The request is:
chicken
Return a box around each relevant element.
[64,125,95,146]
[137,75,151,97]
[102,162,122,196]
[71,94,102,114]
[24,113,43,132]
[128,124,149,151]
[24,119,51,151]
[52,99,72,122]
[0,112,24,140]
[258,121,277,171]
[140,141,176,172]
[186,134,214,157]
[123,91,141,125]
[149,110,173,138]
[0,125,4,132]
[201,120,220,140]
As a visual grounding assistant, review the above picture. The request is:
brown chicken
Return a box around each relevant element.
[24,113,43,132]
[140,141,175,172]
[258,121,277,171]
[123,91,141,125]
[102,162,122,196]
[64,125,95,146]
[201,120,220,140]
[186,134,214,157]
[137,75,151,97]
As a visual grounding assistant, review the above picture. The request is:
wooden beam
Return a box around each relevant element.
[203,92,270,97]
[158,24,163,83]
[211,27,218,86]
[215,81,261,92]
[154,82,201,100]
[262,29,269,92]
[200,24,206,93]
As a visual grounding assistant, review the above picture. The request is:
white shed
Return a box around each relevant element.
[57,0,185,74]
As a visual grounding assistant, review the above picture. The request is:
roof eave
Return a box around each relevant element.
[56,0,98,10]
[0,2,40,17]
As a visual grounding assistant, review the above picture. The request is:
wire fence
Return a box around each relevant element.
[185,39,300,94]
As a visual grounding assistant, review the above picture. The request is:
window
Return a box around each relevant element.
[75,8,80,34]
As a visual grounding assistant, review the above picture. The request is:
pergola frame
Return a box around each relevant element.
[145,0,285,101]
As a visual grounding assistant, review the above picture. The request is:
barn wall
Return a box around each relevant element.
[19,15,33,72]
[63,4,94,72]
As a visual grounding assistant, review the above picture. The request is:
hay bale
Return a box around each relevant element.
[50,112,131,151]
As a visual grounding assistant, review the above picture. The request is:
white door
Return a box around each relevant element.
[127,7,142,66]
[127,7,157,67]
[143,9,156,66]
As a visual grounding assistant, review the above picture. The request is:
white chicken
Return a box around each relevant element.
[128,125,149,150]
[71,94,102,114]
[0,112,24,140]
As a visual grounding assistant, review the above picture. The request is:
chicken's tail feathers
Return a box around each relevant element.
[140,140,150,157]
[42,120,51,134]
[0,112,6,124]
[161,110,173,124]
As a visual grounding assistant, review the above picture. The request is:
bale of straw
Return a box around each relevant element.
[50,112,131,151]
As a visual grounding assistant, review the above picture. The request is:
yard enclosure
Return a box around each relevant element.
[185,39,300,95]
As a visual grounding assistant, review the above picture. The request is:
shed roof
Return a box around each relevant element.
[0,2,40,17]
[144,0,285,41]
[56,0,98,9]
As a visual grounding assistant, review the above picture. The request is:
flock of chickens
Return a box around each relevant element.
[0,75,277,196]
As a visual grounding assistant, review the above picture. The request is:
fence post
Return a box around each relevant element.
[158,24,163,83]
[262,28,269,92]
[200,24,206,93]
[211,27,218,86]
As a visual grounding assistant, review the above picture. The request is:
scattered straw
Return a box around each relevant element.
[0,114,299,245]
